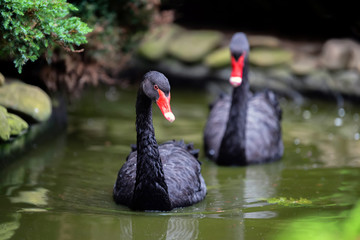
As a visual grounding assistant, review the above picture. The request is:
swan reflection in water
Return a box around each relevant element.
[118,215,200,240]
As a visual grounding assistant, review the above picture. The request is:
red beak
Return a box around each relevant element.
[156,89,175,122]
[230,54,245,87]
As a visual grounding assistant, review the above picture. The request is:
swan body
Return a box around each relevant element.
[114,71,206,211]
[204,33,283,166]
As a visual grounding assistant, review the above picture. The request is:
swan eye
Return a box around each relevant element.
[154,85,159,90]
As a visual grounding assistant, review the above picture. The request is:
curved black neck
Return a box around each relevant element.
[131,87,171,210]
[217,60,249,166]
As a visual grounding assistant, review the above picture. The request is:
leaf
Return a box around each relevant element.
[0,0,92,73]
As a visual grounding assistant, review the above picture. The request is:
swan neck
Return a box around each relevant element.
[135,88,158,154]
[132,88,171,210]
[218,62,249,165]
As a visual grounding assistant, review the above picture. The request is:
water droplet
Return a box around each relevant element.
[303,110,311,120]
[355,133,360,140]
[294,138,300,145]
[338,108,345,118]
[334,118,343,127]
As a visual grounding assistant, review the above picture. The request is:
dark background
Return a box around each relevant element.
[164,0,360,40]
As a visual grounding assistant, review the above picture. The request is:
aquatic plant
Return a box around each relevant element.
[267,197,312,207]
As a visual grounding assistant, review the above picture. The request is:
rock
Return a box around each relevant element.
[293,42,322,55]
[303,70,334,92]
[250,67,296,94]
[334,70,360,95]
[0,104,29,140]
[348,43,360,72]
[157,58,210,80]
[168,30,223,63]
[248,35,281,48]
[212,67,231,81]
[0,82,52,122]
[7,113,28,136]
[0,106,10,141]
[138,24,182,61]
[268,67,300,89]
[320,39,358,70]
[290,56,319,75]
[0,95,66,166]
[204,47,230,68]
[248,68,268,88]
[249,48,293,67]
[0,72,4,86]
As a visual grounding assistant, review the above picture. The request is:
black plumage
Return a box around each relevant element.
[204,33,284,166]
[113,71,206,211]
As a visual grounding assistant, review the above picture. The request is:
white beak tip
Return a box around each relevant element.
[230,77,242,87]
[164,112,175,122]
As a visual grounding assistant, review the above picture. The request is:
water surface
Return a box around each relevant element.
[1,86,360,240]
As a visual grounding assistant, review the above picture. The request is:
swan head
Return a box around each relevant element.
[142,71,175,122]
[229,33,249,87]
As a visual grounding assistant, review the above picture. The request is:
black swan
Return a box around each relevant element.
[113,71,207,211]
[203,32,284,166]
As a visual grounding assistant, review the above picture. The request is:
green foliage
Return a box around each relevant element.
[70,0,122,62]
[0,0,92,73]
[72,0,156,53]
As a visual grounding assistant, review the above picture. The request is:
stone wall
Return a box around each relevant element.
[136,24,360,101]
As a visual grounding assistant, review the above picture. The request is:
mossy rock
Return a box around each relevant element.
[7,113,28,136]
[0,72,5,87]
[304,70,334,92]
[168,30,223,63]
[248,35,281,48]
[249,48,293,67]
[0,105,29,141]
[204,47,231,68]
[290,56,318,75]
[138,24,183,61]
[0,82,52,122]
[0,106,10,141]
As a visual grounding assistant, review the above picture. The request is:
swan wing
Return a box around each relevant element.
[159,142,207,208]
[113,151,137,205]
[246,90,283,163]
[203,95,231,160]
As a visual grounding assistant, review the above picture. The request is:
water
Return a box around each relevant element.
[1,86,360,240]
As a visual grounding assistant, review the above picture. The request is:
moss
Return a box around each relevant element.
[138,24,183,61]
[204,47,230,68]
[0,106,10,141]
[249,47,293,67]
[267,197,312,206]
[0,82,52,122]
[7,113,28,136]
[168,30,223,63]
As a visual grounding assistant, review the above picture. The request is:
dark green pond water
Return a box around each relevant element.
[1,86,360,240]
